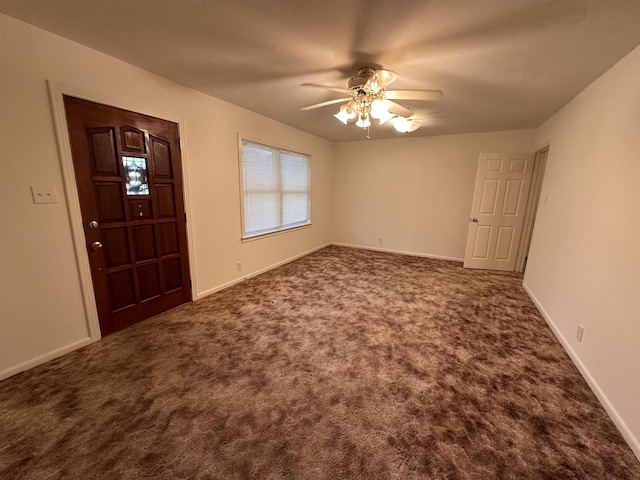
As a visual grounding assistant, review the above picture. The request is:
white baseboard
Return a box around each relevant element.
[523,282,640,461]
[330,242,464,263]
[1,244,331,379]
[0,337,94,381]
[196,243,331,300]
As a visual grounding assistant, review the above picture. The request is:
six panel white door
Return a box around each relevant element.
[463,152,534,271]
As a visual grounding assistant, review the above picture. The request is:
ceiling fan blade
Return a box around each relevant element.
[375,69,400,88]
[386,100,413,118]
[301,97,350,111]
[386,89,444,101]
[301,83,347,94]
[406,120,422,133]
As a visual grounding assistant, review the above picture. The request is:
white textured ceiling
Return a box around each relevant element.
[2,0,640,142]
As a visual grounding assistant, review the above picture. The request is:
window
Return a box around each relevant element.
[122,156,149,195]
[239,139,311,239]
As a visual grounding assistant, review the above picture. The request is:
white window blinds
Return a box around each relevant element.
[240,139,310,238]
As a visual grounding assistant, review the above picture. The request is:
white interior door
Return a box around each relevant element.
[464,152,534,271]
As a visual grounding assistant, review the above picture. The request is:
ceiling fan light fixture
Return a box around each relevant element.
[377,110,395,125]
[356,114,371,129]
[369,99,389,120]
[392,116,421,133]
[301,67,440,135]
[334,105,349,124]
[334,104,357,124]
[334,110,350,124]
[392,116,409,132]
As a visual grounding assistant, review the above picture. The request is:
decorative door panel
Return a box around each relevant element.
[88,128,120,175]
[131,226,154,261]
[472,226,492,260]
[157,222,179,256]
[64,96,191,336]
[101,228,131,268]
[129,199,152,219]
[163,258,183,292]
[494,227,515,260]
[501,179,524,215]
[156,185,176,217]
[107,270,137,311]
[121,126,146,153]
[479,179,500,215]
[138,264,161,301]
[95,183,126,222]
[151,136,173,178]
[464,152,533,271]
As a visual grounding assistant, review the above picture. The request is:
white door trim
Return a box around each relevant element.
[46,80,197,340]
[515,146,549,272]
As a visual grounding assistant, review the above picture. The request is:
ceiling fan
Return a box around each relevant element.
[301,66,443,133]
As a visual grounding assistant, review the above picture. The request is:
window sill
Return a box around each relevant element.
[241,223,312,243]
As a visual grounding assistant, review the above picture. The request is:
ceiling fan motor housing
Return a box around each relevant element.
[348,67,377,92]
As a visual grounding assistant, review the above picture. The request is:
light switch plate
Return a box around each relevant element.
[31,186,58,204]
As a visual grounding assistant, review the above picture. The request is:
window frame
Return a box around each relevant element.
[238,135,312,241]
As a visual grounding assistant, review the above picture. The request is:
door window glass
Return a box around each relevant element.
[123,156,149,195]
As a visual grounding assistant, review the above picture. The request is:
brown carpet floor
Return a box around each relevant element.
[1,246,639,480]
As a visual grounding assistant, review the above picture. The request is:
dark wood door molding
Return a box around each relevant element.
[64,96,191,335]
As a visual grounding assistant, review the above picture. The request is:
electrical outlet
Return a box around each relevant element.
[236,262,242,272]
[378,238,383,245]
[576,325,584,343]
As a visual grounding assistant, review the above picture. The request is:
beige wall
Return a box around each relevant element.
[331,131,536,259]
[1,10,639,460]
[0,14,332,377]
[524,44,640,455]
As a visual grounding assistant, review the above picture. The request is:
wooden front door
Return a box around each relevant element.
[64,96,191,336]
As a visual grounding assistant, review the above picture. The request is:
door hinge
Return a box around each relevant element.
[189,279,192,289]
[184,213,187,223]
[178,139,182,150]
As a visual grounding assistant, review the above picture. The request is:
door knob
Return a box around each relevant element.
[91,241,103,250]
[471,218,478,223]
[89,220,99,229]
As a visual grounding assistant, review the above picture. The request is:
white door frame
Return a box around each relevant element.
[514,146,549,272]
[47,80,197,341]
